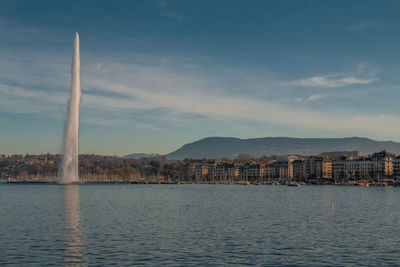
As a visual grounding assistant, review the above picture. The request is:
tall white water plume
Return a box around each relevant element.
[59,33,81,184]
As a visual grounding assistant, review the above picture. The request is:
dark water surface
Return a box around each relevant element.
[1,184,400,266]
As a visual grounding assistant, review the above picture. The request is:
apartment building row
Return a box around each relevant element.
[183,150,400,181]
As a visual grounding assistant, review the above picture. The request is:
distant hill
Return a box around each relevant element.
[123,153,160,159]
[164,137,400,160]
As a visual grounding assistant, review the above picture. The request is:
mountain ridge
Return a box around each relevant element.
[123,153,161,159]
[162,136,400,160]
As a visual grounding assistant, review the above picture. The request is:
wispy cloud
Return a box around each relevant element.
[0,84,65,115]
[285,75,376,88]
[160,11,184,21]
[285,66,378,88]
[0,84,66,103]
[287,75,376,88]
[348,21,383,32]
[306,94,326,101]
[0,34,397,141]
[1,53,398,138]
[81,78,400,137]
[153,0,184,21]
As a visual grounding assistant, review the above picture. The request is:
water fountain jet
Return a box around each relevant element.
[59,33,81,184]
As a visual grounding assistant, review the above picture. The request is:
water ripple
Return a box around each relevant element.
[1,185,400,266]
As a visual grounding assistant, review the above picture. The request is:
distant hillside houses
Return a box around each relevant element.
[183,150,399,182]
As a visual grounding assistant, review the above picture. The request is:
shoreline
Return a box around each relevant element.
[3,180,399,187]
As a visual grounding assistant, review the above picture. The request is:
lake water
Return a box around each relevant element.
[1,184,400,266]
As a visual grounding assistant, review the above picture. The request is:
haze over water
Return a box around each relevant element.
[1,184,399,266]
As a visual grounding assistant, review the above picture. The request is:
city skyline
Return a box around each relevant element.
[1,0,400,155]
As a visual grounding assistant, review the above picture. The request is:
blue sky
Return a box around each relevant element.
[1,0,400,155]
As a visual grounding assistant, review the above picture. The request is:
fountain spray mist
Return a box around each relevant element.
[59,33,81,184]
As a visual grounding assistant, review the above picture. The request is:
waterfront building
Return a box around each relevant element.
[314,157,332,180]
[185,164,197,179]
[332,157,369,180]
[241,162,264,181]
[302,157,313,179]
[215,163,234,181]
[393,156,400,179]
[301,156,332,181]
[354,158,373,179]
[277,156,297,179]
[275,160,292,179]
[292,160,303,181]
[331,151,394,181]
[226,163,240,180]
[195,165,208,181]
[332,156,387,181]
[207,161,217,181]
[264,162,276,181]
[371,150,394,179]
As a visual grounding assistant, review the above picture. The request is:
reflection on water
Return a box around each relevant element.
[63,185,86,266]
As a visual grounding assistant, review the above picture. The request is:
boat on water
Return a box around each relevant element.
[287,182,300,187]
